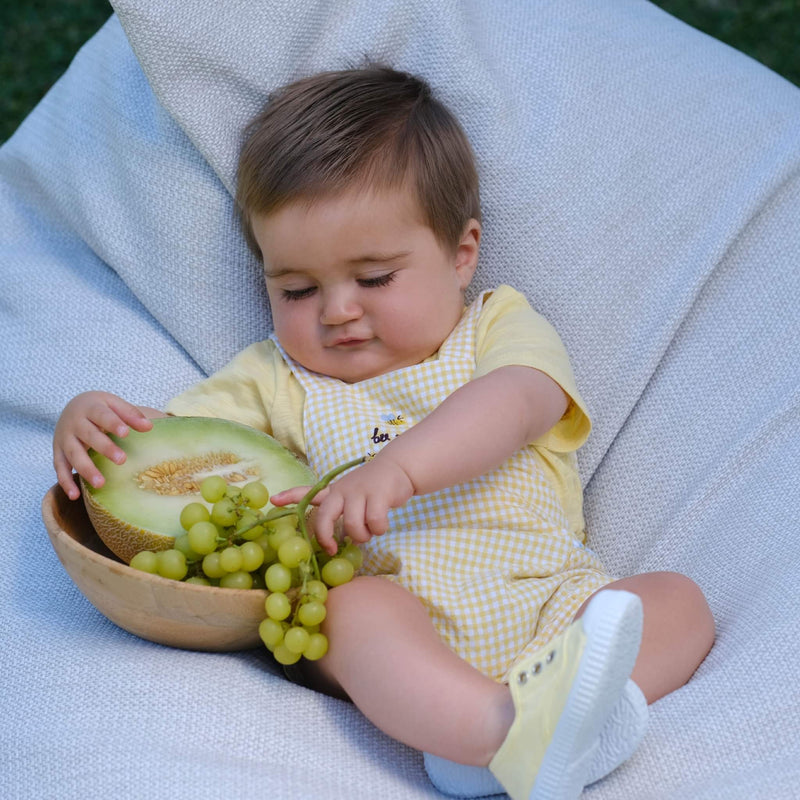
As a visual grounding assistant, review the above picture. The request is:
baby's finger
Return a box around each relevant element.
[342,496,371,546]
[85,404,134,440]
[270,486,313,507]
[77,419,127,465]
[61,438,108,490]
[109,398,154,433]
[313,494,345,556]
[53,449,81,500]
[364,500,390,538]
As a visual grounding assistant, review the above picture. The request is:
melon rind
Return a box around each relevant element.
[81,416,315,564]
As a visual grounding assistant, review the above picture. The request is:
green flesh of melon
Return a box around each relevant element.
[81,416,315,563]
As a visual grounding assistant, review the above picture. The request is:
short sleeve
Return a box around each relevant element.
[474,285,591,452]
[165,339,282,433]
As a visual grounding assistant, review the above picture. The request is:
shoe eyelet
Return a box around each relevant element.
[517,671,528,685]
[533,662,542,675]
[546,650,556,664]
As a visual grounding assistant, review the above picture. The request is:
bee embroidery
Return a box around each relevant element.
[370,412,406,446]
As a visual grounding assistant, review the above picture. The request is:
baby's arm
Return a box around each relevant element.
[380,364,567,495]
[280,365,567,554]
[53,391,165,500]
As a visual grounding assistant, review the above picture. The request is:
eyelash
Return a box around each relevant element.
[280,271,396,302]
[281,286,315,302]
[359,271,396,289]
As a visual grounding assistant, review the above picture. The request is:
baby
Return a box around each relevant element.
[54,66,714,800]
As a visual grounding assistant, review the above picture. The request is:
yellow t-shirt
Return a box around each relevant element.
[166,284,591,538]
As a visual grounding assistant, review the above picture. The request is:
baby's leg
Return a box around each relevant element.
[576,571,715,704]
[298,575,644,800]
[299,574,515,765]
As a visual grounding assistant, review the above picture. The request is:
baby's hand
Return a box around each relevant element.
[310,458,414,556]
[53,391,155,501]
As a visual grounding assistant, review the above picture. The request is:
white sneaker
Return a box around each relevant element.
[424,590,645,800]
[423,678,648,796]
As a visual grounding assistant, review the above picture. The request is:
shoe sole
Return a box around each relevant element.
[529,589,643,800]
[583,677,648,786]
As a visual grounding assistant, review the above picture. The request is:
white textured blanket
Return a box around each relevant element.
[1,1,799,797]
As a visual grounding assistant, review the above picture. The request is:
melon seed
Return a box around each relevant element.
[135,452,259,496]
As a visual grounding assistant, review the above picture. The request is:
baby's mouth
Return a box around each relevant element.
[330,336,371,347]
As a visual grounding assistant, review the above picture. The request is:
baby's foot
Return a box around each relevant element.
[423,678,648,796]
[469,589,642,800]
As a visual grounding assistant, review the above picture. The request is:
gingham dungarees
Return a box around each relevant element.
[273,294,612,682]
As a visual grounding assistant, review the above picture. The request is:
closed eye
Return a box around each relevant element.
[358,271,396,289]
[281,286,316,302]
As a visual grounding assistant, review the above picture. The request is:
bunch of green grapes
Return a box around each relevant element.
[129,458,365,664]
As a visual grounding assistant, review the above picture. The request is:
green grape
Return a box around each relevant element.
[173,533,202,562]
[254,457,369,660]
[278,536,312,569]
[224,485,243,502]
[321,557,355,587]
[258,617,285,650]
[265,592,292,621]
[201,551,226,579]
[264,563,292,593]
[200,475,227,503]
[211,498,237,527]
[305,580,328,603]
[316,551,331,569]
[340,542,364,571]
[236,509,265,540]
[219,546,243,573]
[239,541,265,572]
[267,523,297,551]
[254,534,277,563]
[239,524,265,542]
[297,600,326,627]
[267,514,297,533]
[156,549,187,581]
[179,502,211,531]
[283,626,310,655]
[242,481,270,509]
[236,508,258,527]
[130,550,159,574]
[186,576,211,586]
[188,520,219,555]
[273,642,302,666]
[303,632,329,661]
[220,570,253,589]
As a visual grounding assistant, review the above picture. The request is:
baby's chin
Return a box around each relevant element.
[311,347,436,384]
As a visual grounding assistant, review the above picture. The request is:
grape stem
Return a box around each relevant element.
[294,456,365,580]
[281,456,365,627]
[235,456,365,540]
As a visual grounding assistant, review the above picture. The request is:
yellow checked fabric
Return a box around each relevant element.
[273,294,613,682]
[165,286,592,542]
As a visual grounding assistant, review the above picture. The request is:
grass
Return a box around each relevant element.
[1,1,798,144]
[0,0,112,143]
[652,0,800,87]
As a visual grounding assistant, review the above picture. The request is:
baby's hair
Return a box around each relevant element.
[236,64,481,257]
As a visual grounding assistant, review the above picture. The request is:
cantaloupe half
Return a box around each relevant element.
[81,416,315,564]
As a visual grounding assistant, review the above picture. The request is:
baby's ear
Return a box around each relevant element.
[454,218,481,289]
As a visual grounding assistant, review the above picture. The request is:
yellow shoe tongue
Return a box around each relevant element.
[488,621,586,800]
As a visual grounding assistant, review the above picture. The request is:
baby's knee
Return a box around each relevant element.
[682,574,715,635]
[326,574,424,616]
[653,571,715,652]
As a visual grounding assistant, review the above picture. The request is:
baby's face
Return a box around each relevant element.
[252,185,479,383]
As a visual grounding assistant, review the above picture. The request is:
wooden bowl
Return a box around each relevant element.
[42,483,267,651]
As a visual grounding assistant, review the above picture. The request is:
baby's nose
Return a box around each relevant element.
[319,287,363,325]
